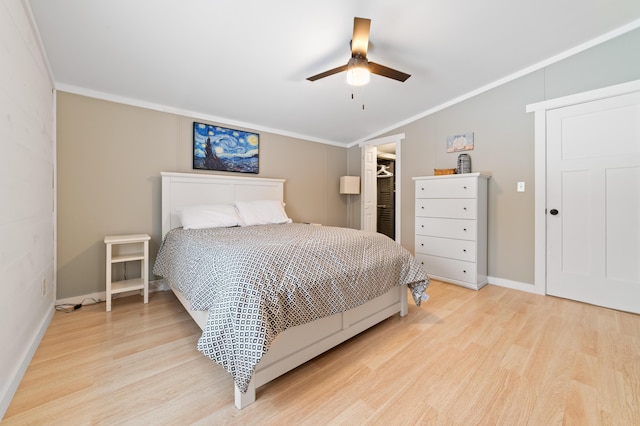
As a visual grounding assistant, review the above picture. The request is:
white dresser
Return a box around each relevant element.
[413,173,490,290]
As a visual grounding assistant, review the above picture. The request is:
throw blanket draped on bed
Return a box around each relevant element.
[153,223,429,392]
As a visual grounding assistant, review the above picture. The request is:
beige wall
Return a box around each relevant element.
[397,73,541,285]
[357,27,640,287]
[56,93,349,299]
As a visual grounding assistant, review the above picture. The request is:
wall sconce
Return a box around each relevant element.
[340,176,361,194]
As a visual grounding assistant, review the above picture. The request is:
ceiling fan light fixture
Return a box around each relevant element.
[306,18,409,85]
[346,57,370,86]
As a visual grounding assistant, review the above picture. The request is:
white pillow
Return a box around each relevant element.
[235,199,292,226]
[180,204,243,229]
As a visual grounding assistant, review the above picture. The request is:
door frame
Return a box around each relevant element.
[359,133,405,243]
[526,78,640,296]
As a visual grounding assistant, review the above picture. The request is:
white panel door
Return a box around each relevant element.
[546,91,640,313]
[362,145,377,232]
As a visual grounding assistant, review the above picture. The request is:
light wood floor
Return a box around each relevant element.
[4,280,640,425]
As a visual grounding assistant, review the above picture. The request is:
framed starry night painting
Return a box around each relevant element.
[193,122,259,174]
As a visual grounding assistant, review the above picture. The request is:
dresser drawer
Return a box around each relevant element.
[415,217,477,240]
[415,235,476,262]
[415,254,477,284]
[416,198,477,219]
[415,177,477,199]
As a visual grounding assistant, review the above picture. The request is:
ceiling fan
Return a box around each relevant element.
[307,17,411,86]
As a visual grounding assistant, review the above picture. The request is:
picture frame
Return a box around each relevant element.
[446,132,474,153]
[193,122,259,174]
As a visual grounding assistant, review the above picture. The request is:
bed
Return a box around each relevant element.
[154,172,429,409]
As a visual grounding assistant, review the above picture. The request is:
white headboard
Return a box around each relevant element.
[161,172,286,238]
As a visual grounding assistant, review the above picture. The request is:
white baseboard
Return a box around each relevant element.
[55,290,107,306]
[1,306,54,421]
[487,276,544,295]
[55,279,169,306]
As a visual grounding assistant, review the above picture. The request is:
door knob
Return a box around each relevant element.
[550,209,559,215]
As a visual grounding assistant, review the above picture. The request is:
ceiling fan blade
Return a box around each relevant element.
[306,64,349,81]
[368,62,411,82]
[351,17,371,57]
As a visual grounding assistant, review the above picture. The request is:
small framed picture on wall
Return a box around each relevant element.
[446,132,474,153]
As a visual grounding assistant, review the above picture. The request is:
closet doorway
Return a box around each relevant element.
[360,133,404,243]
[376,145,396,239]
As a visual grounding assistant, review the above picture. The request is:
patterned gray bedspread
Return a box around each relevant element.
[153,223,429,392]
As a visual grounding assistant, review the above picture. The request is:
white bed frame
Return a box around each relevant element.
[160,172,408,409]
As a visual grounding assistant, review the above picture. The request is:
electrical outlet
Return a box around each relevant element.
[41,278,46,296]
[517,181,525,192]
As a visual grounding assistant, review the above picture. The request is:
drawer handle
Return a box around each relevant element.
[421,225,424,228]
[463,249,467,252]
[421,206,424,209]
[463,270,467,273]
[463,186,467,189]
[421,243,424,246]
[463,228,467,231]
[463,207,467,211]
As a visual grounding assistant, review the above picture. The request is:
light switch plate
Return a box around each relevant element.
[517,181,525,192]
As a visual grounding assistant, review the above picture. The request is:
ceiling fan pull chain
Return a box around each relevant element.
[349,85,365,109]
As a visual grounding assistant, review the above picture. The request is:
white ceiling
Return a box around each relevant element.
[27,0,640,146]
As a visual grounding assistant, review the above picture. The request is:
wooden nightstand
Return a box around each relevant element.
[104,234,150,312]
